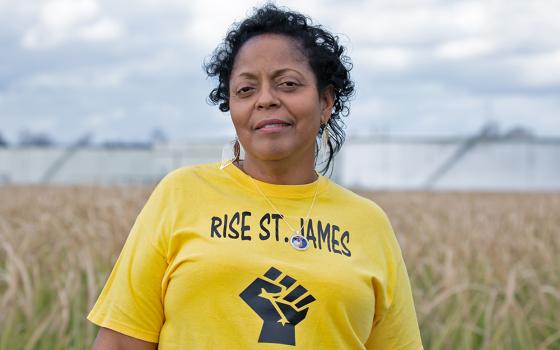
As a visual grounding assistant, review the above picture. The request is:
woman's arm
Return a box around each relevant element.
[92,327,158,350]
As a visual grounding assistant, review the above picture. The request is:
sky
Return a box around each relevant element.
[0,0,559,145]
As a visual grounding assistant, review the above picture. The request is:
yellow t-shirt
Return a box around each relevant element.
[87,162,423,349]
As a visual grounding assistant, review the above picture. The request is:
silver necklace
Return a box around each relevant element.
[247,172,320,251]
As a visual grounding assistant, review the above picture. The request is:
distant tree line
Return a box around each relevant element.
[0,127,169,149]
[0,130,56,148]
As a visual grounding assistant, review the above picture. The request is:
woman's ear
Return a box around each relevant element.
[320,85,335,124]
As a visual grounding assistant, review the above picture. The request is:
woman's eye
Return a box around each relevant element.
[281,81,298,86]
[236,87,254,95]
[279,81,299,90]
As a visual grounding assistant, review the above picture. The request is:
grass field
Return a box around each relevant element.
[0,186,559,349]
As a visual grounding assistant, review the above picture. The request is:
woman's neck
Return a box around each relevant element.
[235,157,318,185]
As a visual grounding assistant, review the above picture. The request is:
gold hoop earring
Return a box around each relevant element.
[220,137,241,170]
[321,125,329,151]
[233,138,241,163]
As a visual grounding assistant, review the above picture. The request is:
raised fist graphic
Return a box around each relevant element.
[240,267,316,346]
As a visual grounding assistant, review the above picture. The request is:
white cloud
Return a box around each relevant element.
[42,0,98,31]
[183,0,259,49]
[336,1,490,46]
[355,47,414,72]
[15,50,184,91]
[183,0,327,50]
[21,0,122,49]
[435,38,495,60]
[19,70,125,89]
[79,18,122,41]
[83,108,125,129]
[512,50,560,87]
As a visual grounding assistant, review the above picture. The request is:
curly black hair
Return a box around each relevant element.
[204,3,355,175]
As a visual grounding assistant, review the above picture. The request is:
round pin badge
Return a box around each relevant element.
[289,233,309,251]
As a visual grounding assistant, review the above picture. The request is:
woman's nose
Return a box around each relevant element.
[256,85,280,109]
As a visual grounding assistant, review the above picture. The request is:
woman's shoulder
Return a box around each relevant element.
[325,181,401,262]
[326,180,390,220]
[157,161,224,188]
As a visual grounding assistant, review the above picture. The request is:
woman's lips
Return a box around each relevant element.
[256,123,292,134]
[255,118,293,134]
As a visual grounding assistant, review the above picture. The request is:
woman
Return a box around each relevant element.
[88,4,423,349]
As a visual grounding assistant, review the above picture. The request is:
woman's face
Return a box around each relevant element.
[229,33,333,166]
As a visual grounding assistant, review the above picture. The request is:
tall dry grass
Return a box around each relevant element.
[0,186,149,350]
[368,192,560,350]
[0,186,559,349]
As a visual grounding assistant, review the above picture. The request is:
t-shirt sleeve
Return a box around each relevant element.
[365,214,423,349]
[87,181,171,343]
